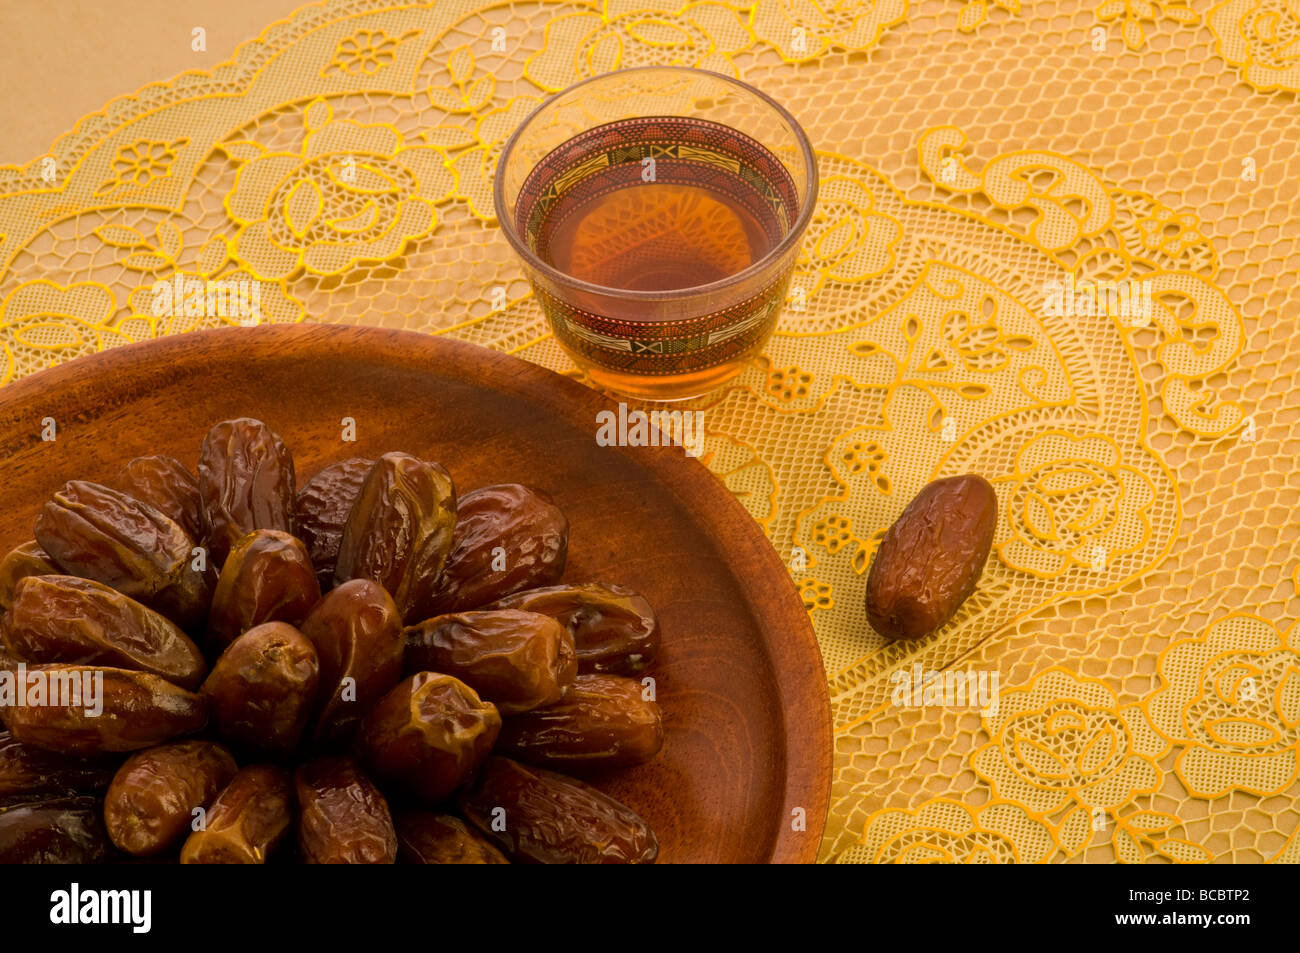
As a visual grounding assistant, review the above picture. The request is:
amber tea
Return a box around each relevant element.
[540,168,780,292]
[495,69,817,401]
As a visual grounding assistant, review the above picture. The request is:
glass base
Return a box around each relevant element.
[579,359,749,402]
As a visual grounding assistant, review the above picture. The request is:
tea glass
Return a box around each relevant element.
[494,66,818,401]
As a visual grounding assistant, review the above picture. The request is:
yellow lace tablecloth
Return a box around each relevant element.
[2,0,1297,864]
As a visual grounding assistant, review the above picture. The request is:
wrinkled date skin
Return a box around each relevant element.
[864,474,998,641]
[198,418,297,566]
[299,579,404,748]
[295,458,373,589]
[489,583,660,675]
[360,673,500,804]
[108,455,204,542]
[395,811,509,864]
[0,731,117,798]
[4,575,207,689]
[418,484,568,618]
[104,740,238,856]
[295,756,397,864]
[34,480,213,629]
[0,666,208,755]
[0,541,57,614]
[498,673,663,770]
[207,530,321,650]
[201,622,319,755]
[403,609,576,714]
[334,453,456,621]
[0,795,110,863]
[462,757,657,864]
[180,765,293,864]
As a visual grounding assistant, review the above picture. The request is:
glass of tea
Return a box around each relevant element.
[494,66,818,401]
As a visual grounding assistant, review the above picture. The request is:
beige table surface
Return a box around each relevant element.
[0,1,304,163]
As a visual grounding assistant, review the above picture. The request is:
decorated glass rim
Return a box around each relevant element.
[492,65,820,303]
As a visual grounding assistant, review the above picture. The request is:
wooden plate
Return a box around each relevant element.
[0,324,830,863]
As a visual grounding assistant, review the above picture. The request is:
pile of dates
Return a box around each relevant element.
[0,419,664,864]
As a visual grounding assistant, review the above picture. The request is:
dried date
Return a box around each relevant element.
[0,795,110,863]
[0,541,57,614]
[198,418,296,565]
[360,673,500,803]
[0,730,117,798]
[295,756,397,864]
[395,811,508,864]
[417,484,567,617]
[497,673,663,769]
[864,474,998,641]
[103,740,238,856]
[489,583,660,675]
[402,609,576,714]
[108,455,203,542]
[333,452,456,621]
[299,579,404,748]
[295,458,372,589]
[461,757,657,864]
[34,480,212,629]
[180,765,293,864]
[0,665,208,755]
[206,530,320,650]
[200,622,319,754]
[3,575,207,689]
